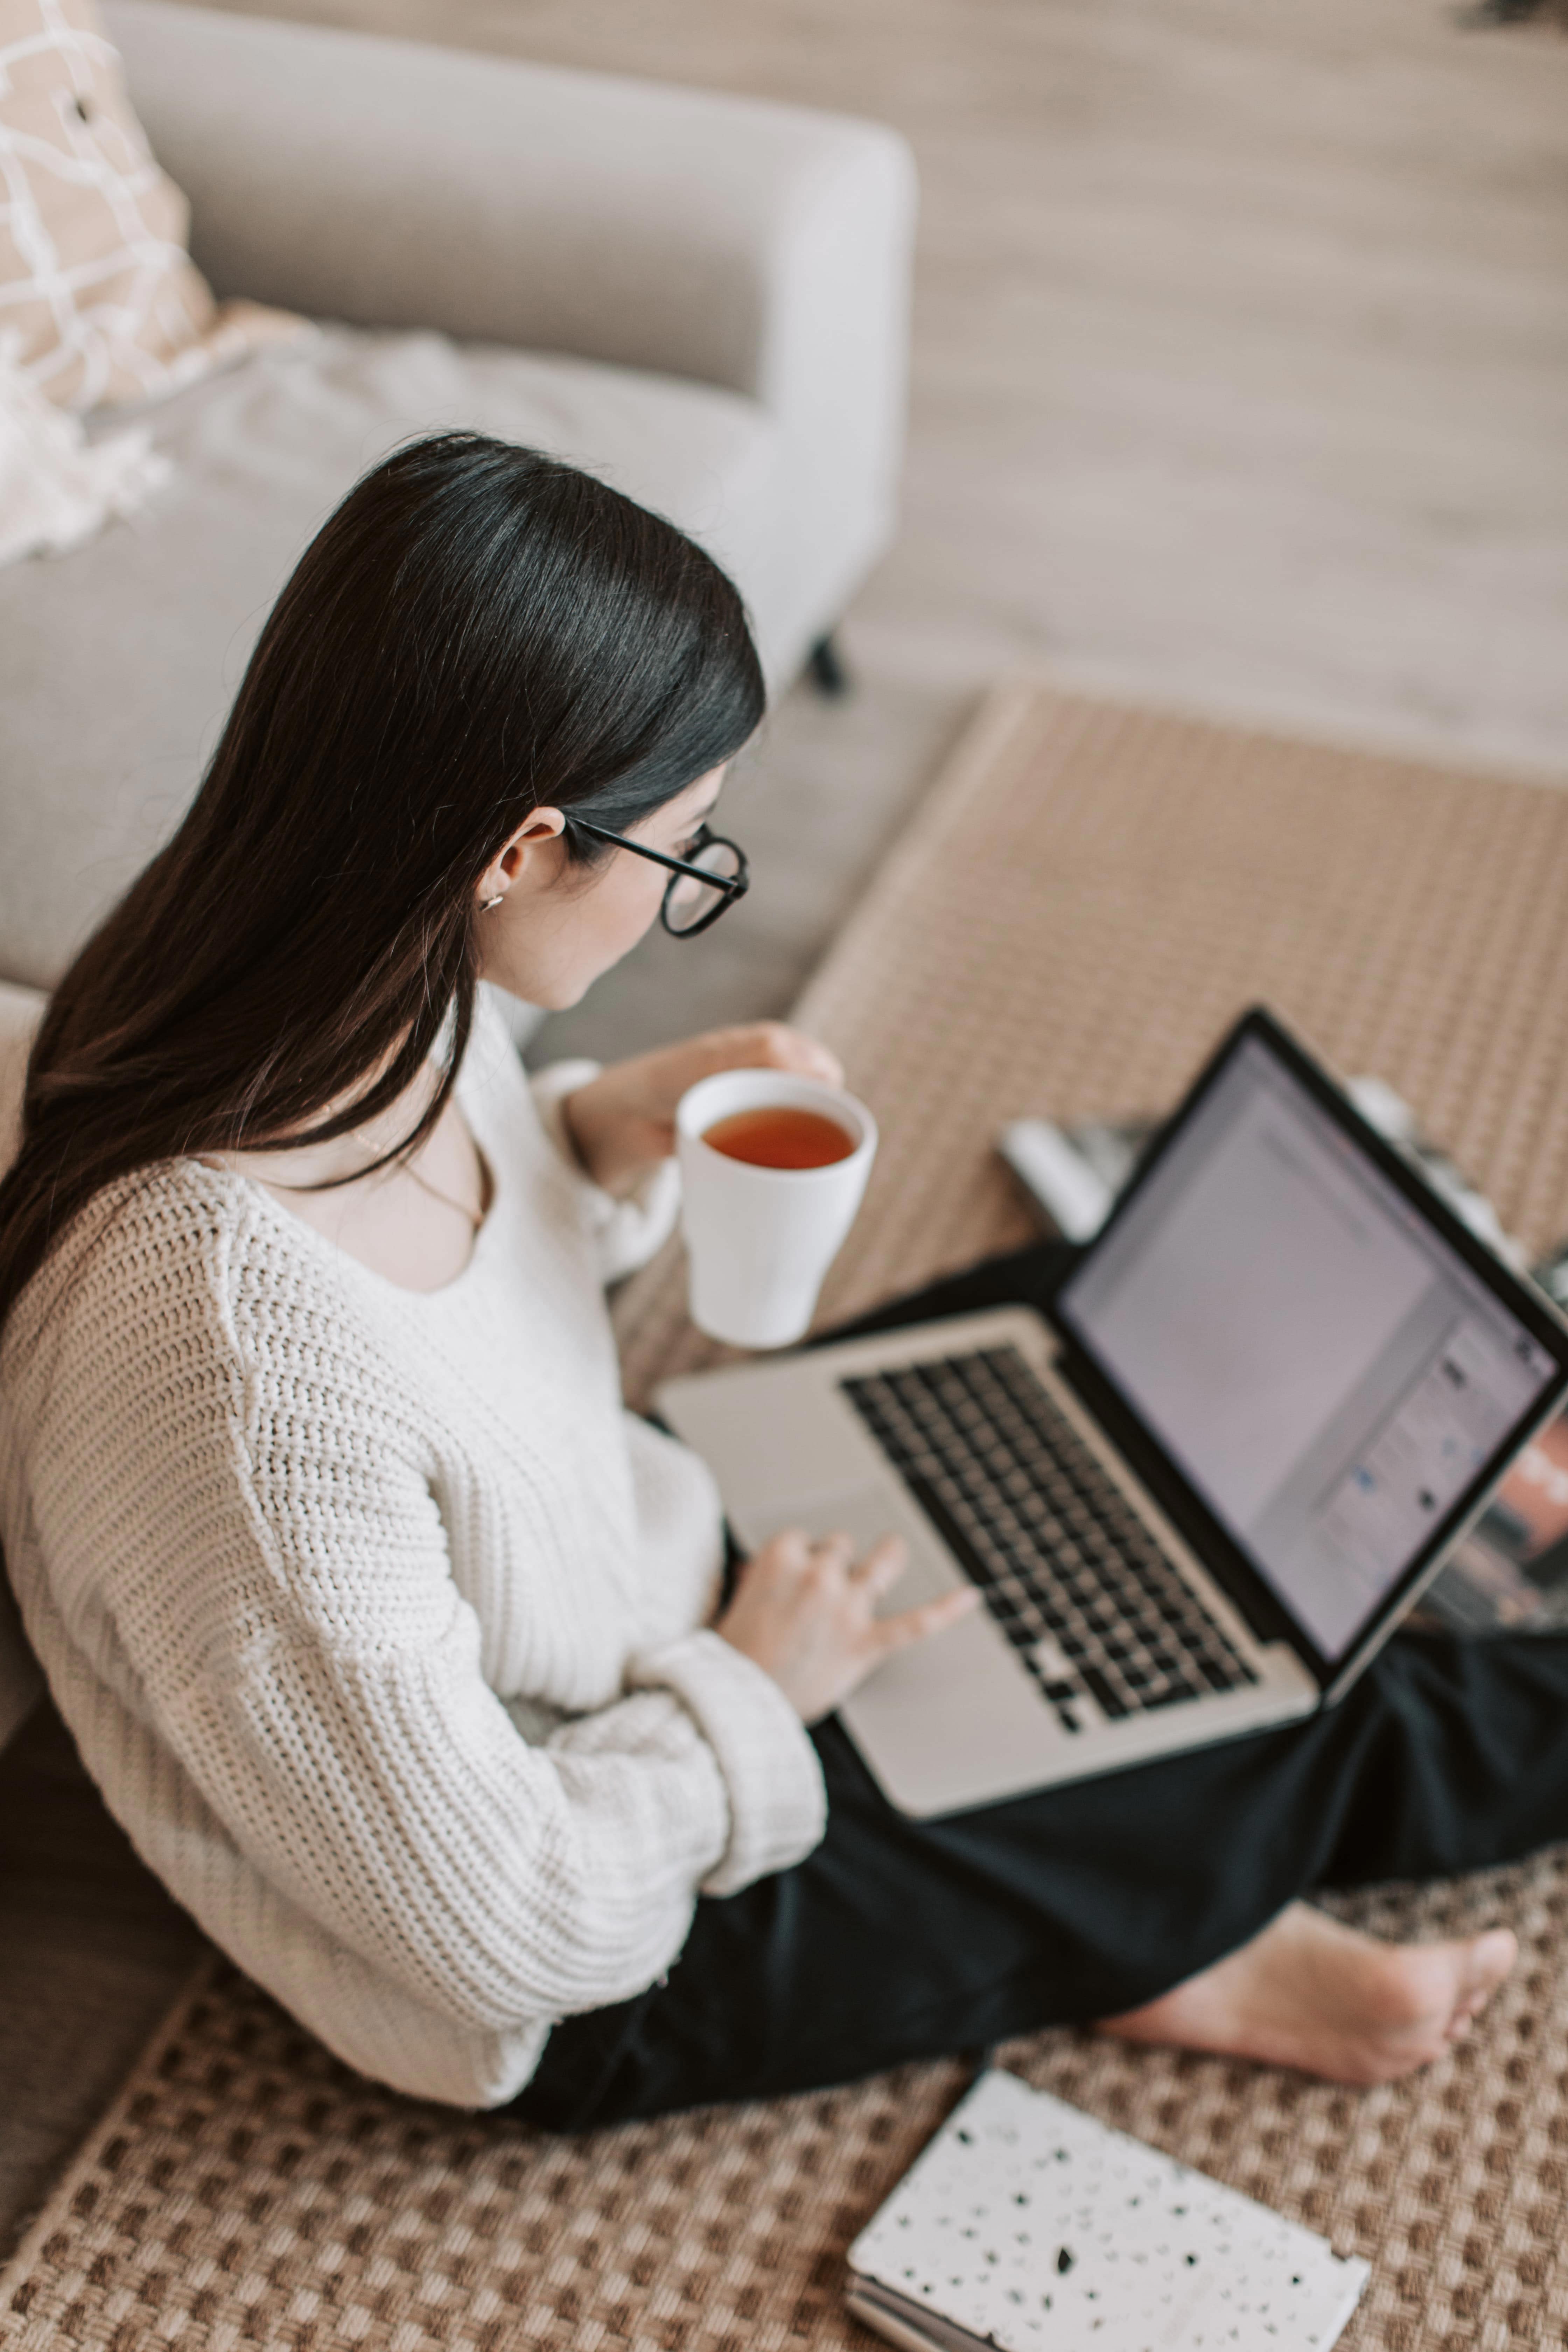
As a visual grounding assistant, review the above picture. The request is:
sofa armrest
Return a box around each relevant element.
[104,2,914,413]
[0,981,45,1754]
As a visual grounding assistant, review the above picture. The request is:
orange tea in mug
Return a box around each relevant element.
[702,1106,858,1170]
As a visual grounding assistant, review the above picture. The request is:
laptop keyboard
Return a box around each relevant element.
[840,1345,1258,1735]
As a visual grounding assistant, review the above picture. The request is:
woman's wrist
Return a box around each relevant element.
[559,1081,600,1180]
[560,1079,652,1197]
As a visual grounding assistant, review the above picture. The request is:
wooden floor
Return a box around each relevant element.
[4,0,1566,2264]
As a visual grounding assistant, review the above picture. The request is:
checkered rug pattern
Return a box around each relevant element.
[9,686,1568,2350]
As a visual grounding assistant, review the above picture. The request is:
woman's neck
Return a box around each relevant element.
[203,1062,493,1294]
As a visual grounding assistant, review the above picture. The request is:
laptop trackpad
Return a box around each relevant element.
[730,1483,961,1613]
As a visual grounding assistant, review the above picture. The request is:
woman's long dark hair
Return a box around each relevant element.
[0,433,764,1331]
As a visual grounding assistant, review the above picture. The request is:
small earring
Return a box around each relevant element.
[479,892,505,912]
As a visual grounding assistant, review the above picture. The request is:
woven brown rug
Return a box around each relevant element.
[9,684,1568,2351]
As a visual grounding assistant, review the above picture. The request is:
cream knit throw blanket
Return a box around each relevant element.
[0,349,167,566]
[0,992,826,2106]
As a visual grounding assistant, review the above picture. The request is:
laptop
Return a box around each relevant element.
[657,1008,1568,1816]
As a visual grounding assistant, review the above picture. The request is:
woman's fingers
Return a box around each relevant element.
[805,1530,857,1576]
[760,1526,813,1563]
[872,1585,980,1654]
[753,1527,852,1580]
[719,1526,980,1722]
[696,1022,843,1090]
[849,1534,909,1597]
[789,1035,845,1086]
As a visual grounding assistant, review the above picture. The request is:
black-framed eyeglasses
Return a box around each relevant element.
[567,818,750,938]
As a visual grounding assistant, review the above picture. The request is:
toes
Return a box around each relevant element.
[1444,1928,1517,2038]
[1463,1927,1518,2001]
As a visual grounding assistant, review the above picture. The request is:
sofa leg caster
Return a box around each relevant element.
[806,632,851,698]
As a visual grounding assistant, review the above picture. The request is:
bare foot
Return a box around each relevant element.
[1097,1902,1517,2086]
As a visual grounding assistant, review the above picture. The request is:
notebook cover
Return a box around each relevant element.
[847,2069,1368,2352]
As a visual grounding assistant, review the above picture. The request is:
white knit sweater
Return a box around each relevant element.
[0,992,827,2107]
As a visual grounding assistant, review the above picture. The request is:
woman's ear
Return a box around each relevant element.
[475,807,568,910]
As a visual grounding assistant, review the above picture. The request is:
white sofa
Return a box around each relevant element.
[0,9,915,1749]
[0,0,915,996]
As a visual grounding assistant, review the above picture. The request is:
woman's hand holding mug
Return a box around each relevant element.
[562,1023,842,1197]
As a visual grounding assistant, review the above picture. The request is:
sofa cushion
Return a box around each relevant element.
[0,0,298,410]
[0,324,782,990]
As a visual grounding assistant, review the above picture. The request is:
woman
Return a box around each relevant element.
[0,434,1557,2128]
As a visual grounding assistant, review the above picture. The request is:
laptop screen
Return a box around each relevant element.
[1055,1026,1561,1665]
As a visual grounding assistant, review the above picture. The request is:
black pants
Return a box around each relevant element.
[515,1242,1568,2131]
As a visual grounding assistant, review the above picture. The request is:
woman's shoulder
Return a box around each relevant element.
[13,1155,251,1308]
[2,1157,356,1418]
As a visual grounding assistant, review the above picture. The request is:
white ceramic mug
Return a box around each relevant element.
[675,1069,878,1349]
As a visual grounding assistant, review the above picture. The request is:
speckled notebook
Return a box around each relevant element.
[847,2068,1368,2352]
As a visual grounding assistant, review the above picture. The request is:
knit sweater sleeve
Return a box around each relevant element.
[156,1575,820,2036]
[5,1197,824,2067]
